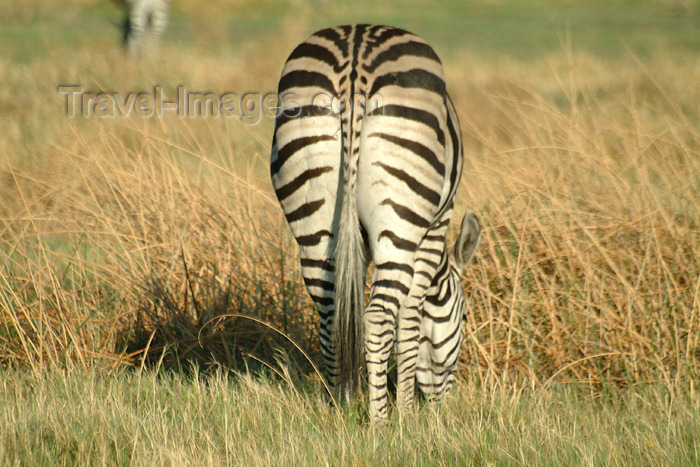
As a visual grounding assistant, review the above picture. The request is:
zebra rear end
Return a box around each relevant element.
[271,25,481,423]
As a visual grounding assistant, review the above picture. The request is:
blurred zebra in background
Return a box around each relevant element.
[121,0,170,55]
[270,25,481,423]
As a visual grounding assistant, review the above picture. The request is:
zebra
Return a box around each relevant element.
[270,24,481,423]
[121,0,170,55]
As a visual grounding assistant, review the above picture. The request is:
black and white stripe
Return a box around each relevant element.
[122,0,169,55]
[270,25,480,423]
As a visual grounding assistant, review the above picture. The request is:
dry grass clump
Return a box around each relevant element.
[0,114,317,374]
[450,49,699,392]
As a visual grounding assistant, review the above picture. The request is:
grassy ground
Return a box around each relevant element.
[2,367,698,465]
[1,0,699,463]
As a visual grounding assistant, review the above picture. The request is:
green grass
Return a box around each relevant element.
[1,367,698,465]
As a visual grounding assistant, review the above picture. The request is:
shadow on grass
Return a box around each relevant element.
[116,253,322,387]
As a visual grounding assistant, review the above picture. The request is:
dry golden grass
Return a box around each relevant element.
[446,48,700,393]
[0,1,698,404]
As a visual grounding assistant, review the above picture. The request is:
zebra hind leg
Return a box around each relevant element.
[299,258,342,400]
[363,263,415,424]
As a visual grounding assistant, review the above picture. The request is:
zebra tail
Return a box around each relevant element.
[334,96,366,401]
